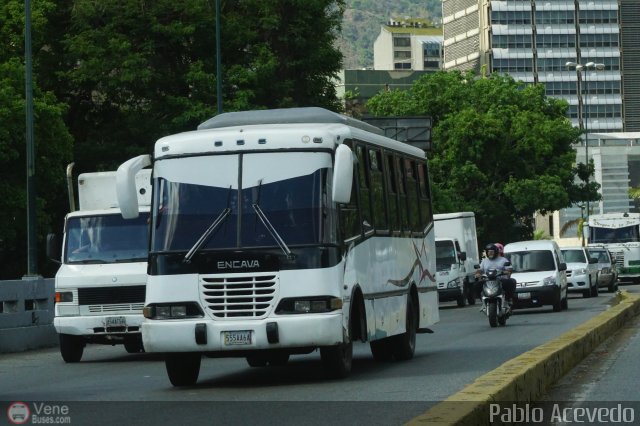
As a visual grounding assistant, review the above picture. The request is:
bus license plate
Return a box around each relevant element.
[518,292,531,300]
[223,330,252,346]
[105,316,126,328]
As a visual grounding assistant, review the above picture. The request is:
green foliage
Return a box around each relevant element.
[0,58,73,279]
[45,0,345,174]
[1,0,346,278]
[367,71,599,245]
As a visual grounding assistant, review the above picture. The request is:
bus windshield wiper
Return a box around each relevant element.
[252,203,295,260]
[183,208,231,264]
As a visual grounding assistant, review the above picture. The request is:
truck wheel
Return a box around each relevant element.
[456,289,467,308]
[466,282,476,305]
[165,353,201,386]
[59,334,84,363]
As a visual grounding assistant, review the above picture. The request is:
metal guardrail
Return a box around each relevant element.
[0,278,58,353]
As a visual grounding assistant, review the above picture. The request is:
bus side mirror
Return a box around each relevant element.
[116,154,151,219]
[332,144,353,204]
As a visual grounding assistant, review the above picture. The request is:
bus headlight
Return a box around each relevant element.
[276,296,343,314]
[143,302,204,319]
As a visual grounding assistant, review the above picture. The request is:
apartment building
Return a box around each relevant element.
[373,19,443,71]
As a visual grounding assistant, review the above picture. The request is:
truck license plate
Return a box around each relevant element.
[223,330,252,346]
[105,316,126,328]
[518,292,531,300]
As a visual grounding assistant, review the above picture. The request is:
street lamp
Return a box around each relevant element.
[565,61,605,219]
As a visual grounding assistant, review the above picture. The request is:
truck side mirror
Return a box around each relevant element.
[473,264,480,270]
[46,233,61,263]
[332,144,353,204]
[458,251,467,261]
[559,262,567,271]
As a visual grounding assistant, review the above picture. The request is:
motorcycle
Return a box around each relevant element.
[478,267,511,327]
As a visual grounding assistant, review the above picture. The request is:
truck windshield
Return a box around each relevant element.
[506,250,555,273]
[65,213,149,264]
[590,225,640,244]
[435,240,456,271]
[151,153,334,253]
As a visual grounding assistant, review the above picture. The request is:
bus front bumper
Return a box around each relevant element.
[141,312,344,353]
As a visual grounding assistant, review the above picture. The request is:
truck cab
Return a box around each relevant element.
[48,169,151,362]
[435,237,469,307]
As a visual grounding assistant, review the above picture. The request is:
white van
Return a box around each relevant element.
[503,240,568,312]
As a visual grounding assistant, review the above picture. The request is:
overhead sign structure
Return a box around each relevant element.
[362,116,432,150]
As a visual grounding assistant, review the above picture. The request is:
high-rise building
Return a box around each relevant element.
[442,0,639,133]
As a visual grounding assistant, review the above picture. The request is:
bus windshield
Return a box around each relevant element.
[590,225,640,244]
[65,213,150,264]
[151,153,334,252]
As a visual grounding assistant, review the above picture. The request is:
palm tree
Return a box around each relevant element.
[560,217,585,246]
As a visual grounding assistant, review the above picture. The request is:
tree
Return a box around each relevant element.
[1,0,73,279]
[44,0,345,174]
[367,70,600,245]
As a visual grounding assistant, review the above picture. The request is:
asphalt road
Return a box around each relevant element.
[0,288,631,426]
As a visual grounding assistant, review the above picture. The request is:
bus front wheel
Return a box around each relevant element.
[165,353,201,387]
[320,340,352,378]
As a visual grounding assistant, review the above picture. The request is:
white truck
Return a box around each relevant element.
[587,212,640,283]
[434,212,479,306]
[47,166,151,362]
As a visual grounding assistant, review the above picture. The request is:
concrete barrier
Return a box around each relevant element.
[0,278,58,353]
[408,290,640,425]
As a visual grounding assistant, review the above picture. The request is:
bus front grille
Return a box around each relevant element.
[200,273,278,318]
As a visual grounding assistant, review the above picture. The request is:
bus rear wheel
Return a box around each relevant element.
[165,353,201,387]
[393,294,417,360]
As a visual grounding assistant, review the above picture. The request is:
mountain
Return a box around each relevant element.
[338,0,443,69]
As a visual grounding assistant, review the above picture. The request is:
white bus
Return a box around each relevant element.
[587,212,640,283]
[116,107,438,386]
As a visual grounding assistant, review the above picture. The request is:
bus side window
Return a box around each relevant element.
[385,154,400,232]
[369,148,387,232]
[404,159,420,233]
[417,162,432,228]
[395,156,409,232]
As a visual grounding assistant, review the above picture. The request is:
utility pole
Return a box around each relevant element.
[25,0,38,278]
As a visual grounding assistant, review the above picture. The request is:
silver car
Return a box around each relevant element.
[588,247,619,292]
[561,247,599,298]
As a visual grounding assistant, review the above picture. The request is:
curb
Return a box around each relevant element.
[408,290,640,426]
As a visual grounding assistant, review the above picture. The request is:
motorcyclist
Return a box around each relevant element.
[474,243,516,307]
